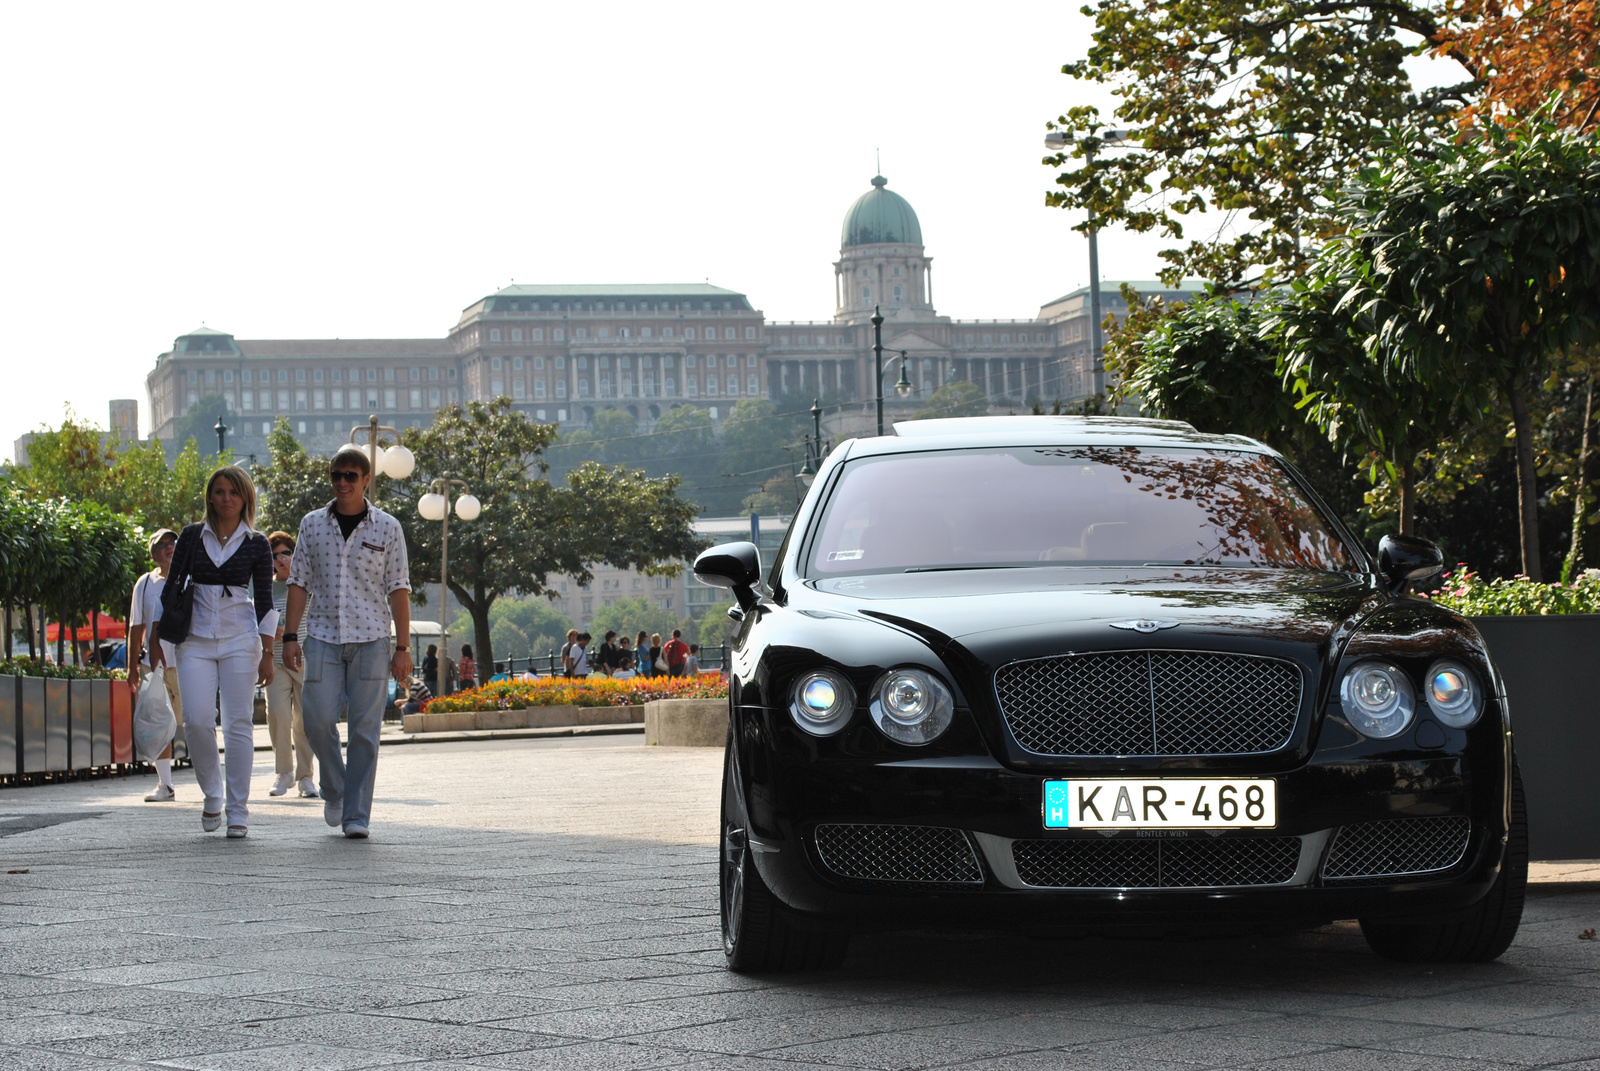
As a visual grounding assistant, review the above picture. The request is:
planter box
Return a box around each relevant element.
[90,678,111,767]
[19,677,44,773]
[110,680,133,765]
[44,678,68,772]
[1473,614,1600,861]
[69,679,91,771]
[399,704,645,734]
[644,697,728,747]
[0,675,15,777]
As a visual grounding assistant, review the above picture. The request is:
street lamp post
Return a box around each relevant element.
[798,399,827,488]
[870,306,916,436]
[1044,128,1132,399]
[417,476,481,685]
[214,415,228,455]
[349,414,416,481]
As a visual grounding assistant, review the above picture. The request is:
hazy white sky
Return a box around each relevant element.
[0,2,1463,450]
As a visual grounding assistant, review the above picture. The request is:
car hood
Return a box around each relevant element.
[801,566,1380,674]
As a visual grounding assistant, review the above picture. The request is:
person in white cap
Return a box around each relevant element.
[127,527,183,801]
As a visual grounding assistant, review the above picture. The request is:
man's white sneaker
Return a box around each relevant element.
[324,800,342,828]
[298,778,320,798]
[343,823,369,839]
[144,784,175,803]
[269,773,294,797]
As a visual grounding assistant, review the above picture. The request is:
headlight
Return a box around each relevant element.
[869,668,954,745]
[1424,661,1483,728]
[1339,661,1416,739]
[789,670,855,736]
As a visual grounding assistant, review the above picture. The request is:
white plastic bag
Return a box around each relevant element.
[133,674,177,762]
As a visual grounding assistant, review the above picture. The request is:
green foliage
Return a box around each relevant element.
[1047,0,1467,289]
[172,394,233,452]
[910,380,989,420]
[0,656,126,680]
[589,596,678,647]
[384,399,703,671]
[14,414,209,531]
[446,595,572,664]
[1427,566,1600,615]
[254,417,329,534]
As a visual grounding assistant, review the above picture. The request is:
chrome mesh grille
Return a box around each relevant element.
[1012,836,1301,889]
[814,824,983,884]
[994,651,1302,756]
[1322,816,1472,880]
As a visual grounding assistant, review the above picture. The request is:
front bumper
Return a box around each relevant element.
[744,739,1511,932]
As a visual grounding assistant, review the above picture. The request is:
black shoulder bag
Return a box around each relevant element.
[159,527,199,645]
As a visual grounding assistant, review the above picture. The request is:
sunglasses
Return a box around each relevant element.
[273,550,294,559]
[329,469,363,483]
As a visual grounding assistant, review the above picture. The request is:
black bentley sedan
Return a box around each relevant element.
[694,416,1524,972]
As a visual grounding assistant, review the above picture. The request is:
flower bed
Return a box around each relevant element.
[1425,567,1600,616]
[424,673,727,713]
[0,657,126,681]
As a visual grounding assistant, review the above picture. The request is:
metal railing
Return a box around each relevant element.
[440,644,731,689]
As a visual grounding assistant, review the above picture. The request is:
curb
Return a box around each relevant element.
[241,723,645,752]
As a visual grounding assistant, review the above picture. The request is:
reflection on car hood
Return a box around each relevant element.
[805,567,1376,650]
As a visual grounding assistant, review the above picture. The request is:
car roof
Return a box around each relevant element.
[838,415,1275,459]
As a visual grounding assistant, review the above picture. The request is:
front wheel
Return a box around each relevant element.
[1360,762,1528,963]
[720,735,848,972]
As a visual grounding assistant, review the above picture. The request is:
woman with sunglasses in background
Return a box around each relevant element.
[150,465,277,839]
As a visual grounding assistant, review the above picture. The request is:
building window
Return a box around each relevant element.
[706,375,718,395]
[555,357,566,369]
[553,328,565,341]
[556,379,568,398]
[747,354,757,367]
[241,369,252,384]
[725,376,738,396]
[685,328,695,340]
[578,377,590,397]
[491,357,502,371]
[641,327,652,339]
[512,356,524,370]
[511,328,522,342]
[723,327,734,340]
[295,389,308,411]
[513,378,526,399]
[862,286,871,300]
[533,356,545,370]
[407,388,420,408]
[663,327,673,339]
[429,388,440,407]
[365,388,378,408]
[686,376,698,396]
[490,328,501,342]
[331,389,343,410]
[295,369,306,384]
[532,328,543,341]
[313,390,326,410]
[428,366,439,381]
[384,388,397,409]
[598,327,610,339]
[278,389,290,409]
[331,368,342,383]
[665,377,677,395]
[747,374,759,394]
[298,421,307,433]
[894,286,903,302]
[449,388,459,403]
[983,334,993,343]
[619,328,629,339]
[385,368,396,382]
[241,392,254,411]
[535,379,547,399]
[491,379,504,396]
[575,328,587,340]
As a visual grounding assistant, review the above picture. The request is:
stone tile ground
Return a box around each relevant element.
[0,736,1596,1070]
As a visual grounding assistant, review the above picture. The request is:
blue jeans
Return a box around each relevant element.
[302,637,390,829]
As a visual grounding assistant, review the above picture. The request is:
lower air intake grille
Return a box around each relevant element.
[814,824,983,884]
[1322,816,1472,880]
[1012,836,1301,889]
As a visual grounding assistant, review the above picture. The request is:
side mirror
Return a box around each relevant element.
[694,541,762,611]
[1377,534,1444,594]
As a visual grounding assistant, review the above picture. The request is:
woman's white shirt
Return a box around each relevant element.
[187,522,277,640]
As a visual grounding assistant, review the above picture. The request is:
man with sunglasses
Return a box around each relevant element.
[280,445,412,839]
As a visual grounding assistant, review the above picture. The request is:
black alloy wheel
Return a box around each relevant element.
[719,732,849,972]
[1360,761,1529,963]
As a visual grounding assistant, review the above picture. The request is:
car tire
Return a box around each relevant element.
[1359,761,1527,963]
[721,734,849,973]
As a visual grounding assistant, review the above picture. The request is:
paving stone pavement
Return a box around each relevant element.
[1,735,1598,1071]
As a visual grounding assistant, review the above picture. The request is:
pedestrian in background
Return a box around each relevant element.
[458,644,476,691]
[597,630,619,677]
[686,643,701,676]
[281,445,412,840]
[648,633,663,677]
[634,631,650,675]
[614,636,636,680]
[265,532,316,800]
[663,629,690,677]
[421,643,439,698]
[571,632,590,679]
[150,466,277,839]
[127,527,182,802]
[561,629,578,677]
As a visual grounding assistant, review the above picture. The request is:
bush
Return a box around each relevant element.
[1425,567,1600,616]
[0,657,126,681]
[425,673,727,713]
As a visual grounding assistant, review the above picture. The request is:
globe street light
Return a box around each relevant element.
[349,414,416,480]
[870,306,916,436]
[1043,128,1133,399]
[417,474,480,679]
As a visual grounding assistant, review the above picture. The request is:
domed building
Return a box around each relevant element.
[144,173,1197,457]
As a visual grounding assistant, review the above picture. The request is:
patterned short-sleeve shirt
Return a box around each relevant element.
[287,500,411,645]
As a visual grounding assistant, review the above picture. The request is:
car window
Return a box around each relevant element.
[806,446,1355,576]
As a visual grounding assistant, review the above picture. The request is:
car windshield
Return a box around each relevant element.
[807,446,1356,576]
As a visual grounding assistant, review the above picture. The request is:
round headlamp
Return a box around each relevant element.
[869,668,955,745]
[1424,661,1483,728]
[1339,661,1416,739]
[789,670,855,736]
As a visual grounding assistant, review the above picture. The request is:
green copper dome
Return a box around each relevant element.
[841,175,922,248]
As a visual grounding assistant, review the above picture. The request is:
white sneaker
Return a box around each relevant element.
[298,778,320,798]
[324,800,342,828]
[269,773,294,797]
[343,823,369,839]
[144,784,175,803]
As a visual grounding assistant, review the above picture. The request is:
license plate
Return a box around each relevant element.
[1042,778,1276,830]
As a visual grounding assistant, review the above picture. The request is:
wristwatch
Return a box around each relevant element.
[395,645,410,651]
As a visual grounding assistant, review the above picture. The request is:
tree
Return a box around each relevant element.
[172,394,233,454]
[910,380,989,420]
[255,418,331,534]
[1047,0,1473,288]
[14,413,116,502]
[590,596,679,649]
[1312,117,1600,578]
[447,595,573,669]
[384,400,704,672]
[1443,0,1599,132]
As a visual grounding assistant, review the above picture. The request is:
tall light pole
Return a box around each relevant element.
[870,306,915,436]
[349,414,416,481]
[417,476,481,683]
[214,415,228,455]
[798,399,827,488]
[1044,128,1131,400]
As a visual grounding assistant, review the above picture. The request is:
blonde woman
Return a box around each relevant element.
[151,466,277,838]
